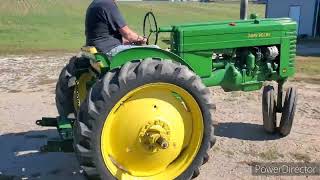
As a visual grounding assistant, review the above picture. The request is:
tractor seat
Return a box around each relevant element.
[81,46,98,54]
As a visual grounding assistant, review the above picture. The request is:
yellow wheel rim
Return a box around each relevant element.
[73,72,93,111]
[101,83,204,180]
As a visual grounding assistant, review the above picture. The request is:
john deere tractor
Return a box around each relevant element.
[37,9,297,180]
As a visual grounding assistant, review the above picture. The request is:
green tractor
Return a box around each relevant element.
[37,9,297,180]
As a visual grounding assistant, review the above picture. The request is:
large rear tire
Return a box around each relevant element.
[74,59,216,180]
[55,57,77,117]
[55,56,91,117]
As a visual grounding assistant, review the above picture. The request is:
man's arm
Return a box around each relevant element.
[105,2,146,45]
[119,26,146,45]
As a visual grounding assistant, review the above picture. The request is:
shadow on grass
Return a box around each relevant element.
[296,53,320,57]
[0,130,85,180]
[297,41,320,57]
[214,122,282,141]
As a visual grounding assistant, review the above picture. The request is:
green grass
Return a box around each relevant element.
[290,152,311,162]
[292,56,320,84]
[296,56,320,76]
[0,0,265,54]
[257,147,284,161]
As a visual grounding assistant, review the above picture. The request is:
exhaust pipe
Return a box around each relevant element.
[240,0,248,20]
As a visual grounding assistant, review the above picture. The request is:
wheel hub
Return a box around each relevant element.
[139,120,170,152]
[100,83,204,179]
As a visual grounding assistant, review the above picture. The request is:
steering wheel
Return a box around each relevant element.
[143,12,158,45]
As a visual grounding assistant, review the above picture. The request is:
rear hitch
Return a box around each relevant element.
[36,116,75,152]
[40,139,74,153]
[36,117,58,127]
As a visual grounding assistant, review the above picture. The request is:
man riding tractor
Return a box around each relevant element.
[85,0,147,58]
[51,0,296,179]
[56,0,151,120]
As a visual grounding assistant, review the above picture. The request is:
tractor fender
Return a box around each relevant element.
[109,47,194,71]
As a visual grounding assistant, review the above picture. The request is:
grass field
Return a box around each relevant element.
[0,0,265,54]
[0,1,318,78]
[296,56,320,76]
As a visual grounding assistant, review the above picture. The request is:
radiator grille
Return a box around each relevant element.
[287,31,297,68]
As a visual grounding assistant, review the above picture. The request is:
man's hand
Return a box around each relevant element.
[120,26,146,45]
[135,36,147,45]
[122,38,130,45]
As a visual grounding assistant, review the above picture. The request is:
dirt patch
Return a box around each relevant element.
[0,54,73,93]
[0,54,319,180]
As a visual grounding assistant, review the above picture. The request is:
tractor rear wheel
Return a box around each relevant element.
[55,57,77,117]
[56,56,91,117]
[74,59,215,180]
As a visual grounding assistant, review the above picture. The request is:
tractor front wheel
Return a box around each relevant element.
[262,85,277,133]
[279,87,297,136]
[73,59,215,180]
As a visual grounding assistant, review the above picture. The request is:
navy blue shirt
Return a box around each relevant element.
[85,0,127,53]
